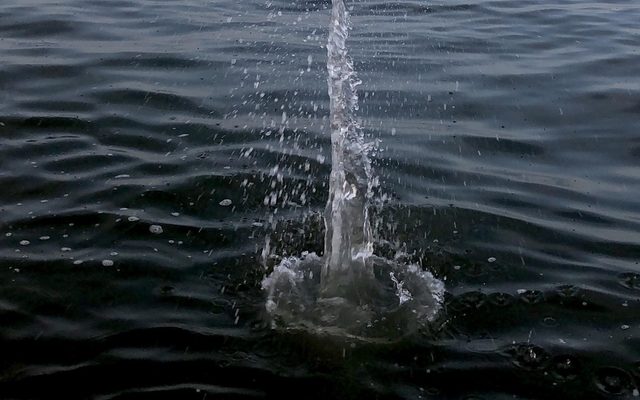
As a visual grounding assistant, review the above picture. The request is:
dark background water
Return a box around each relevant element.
[2,0,640,398]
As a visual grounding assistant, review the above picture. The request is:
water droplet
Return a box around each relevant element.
[219,199,232,206]
[128,216,140,222]
[556,284,581,298]
[519,289,545,304]
[487,292,514,307]
[149,225,163,234]
[19,240,30,246]
[102,259,114,267]
[618,272,640,290]
[548,355,581,381]
[487,257,496,263]
[509,343,550,370]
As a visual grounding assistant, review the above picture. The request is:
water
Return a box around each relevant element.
[2,0,640,398]
[261,0,444,337]
[323,0,374,284]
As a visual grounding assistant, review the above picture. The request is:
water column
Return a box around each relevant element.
[262,0,444,333]
[322,0,375,296]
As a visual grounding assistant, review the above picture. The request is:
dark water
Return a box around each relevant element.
[2,0,640,398]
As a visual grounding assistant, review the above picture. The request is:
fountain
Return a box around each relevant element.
[261,0,444,338]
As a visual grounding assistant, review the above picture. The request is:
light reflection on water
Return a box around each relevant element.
[1,0,640,398]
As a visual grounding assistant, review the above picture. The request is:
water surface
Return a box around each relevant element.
[1,0,640,398]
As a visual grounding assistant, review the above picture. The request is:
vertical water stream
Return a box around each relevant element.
[261,0,444,337]
[322,0,375,295]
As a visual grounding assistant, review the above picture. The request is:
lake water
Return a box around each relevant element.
[1,0,640,398]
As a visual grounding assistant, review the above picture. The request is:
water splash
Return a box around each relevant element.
[262,0,444,338]
[322,0,375,296]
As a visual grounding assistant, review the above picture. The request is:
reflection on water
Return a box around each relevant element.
[1,0,640,398]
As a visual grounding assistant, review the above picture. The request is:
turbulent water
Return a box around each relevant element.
[322,0,374,283]
[261,0,444,337]
[2,0,640,399]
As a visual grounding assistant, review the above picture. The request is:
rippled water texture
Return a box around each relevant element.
[2,0,640,399]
